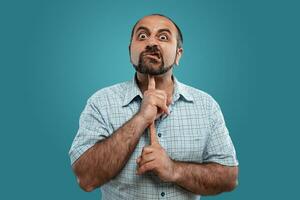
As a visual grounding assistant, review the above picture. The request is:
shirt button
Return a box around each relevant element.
[158,133,162,137]
[161,192,165,197]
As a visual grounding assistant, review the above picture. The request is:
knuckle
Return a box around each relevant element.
[163,92,167,98]
[143,146,150,153]
[151,163,157,170]
[145,90,153,97]
[144,146,150,152]
[144,163,150,170]
[147,95,154,102]
[162,91,167,97]
[142,164,147,169]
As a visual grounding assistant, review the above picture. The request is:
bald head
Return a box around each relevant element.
[130,14,183,49]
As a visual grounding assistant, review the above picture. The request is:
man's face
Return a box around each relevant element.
[130,15,183,76]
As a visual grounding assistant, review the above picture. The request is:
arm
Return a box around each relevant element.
[136,80,239,195]
[171,96,239,195]
[72,78,170,192]
[173,161,238,195]
[72,114,148,192]
[136,145,238,195]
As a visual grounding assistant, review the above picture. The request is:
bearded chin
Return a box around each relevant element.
[133,55,174,76]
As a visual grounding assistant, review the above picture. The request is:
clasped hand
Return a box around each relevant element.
[136,75,176,182]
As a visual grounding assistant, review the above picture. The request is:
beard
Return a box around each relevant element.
[133,48,176,76]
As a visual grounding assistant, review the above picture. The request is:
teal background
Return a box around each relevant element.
[1,0,299,199]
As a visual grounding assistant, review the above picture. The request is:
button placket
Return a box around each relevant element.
[156,120,162,140]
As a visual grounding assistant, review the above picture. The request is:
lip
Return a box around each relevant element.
[144,54,160,60]
[143,52,161,59]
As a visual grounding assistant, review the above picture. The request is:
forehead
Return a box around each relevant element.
[134,15,177,34]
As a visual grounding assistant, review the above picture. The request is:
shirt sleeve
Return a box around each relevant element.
[68,96,112,165]
[203,98,239,166]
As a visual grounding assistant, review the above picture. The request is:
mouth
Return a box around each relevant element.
[143,52,161,60]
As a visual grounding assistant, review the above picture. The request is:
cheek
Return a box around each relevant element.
[162,46,177,64]
[130,45,143,64]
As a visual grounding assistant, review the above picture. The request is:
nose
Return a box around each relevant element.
[145,37,160,52]
[145,44,159,52]
[146,36,158,46]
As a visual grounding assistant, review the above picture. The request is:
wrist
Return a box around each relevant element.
[171,160,182,183]
[134,113,150,128]
[135,112,152,126]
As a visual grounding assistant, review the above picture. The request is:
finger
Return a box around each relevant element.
[148,90,168,112]
[136,160,156,175]
[136,156,141,164]
[148,75,159,144]
[149,123,159,145]
[154,98,169,115]
[152,90,168,106]
[155,94,168,109]
[167,96,172,106]
[140,146,156,162]
[142,146,154,154]
[146,92,166,104]
[148,94,168,114]
[139,153,156,166]
[152,89,167,99]
[148,75,155,90]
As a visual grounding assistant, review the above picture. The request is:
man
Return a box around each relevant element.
[69,14,239,199]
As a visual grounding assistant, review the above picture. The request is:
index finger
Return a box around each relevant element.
[148,75,155,90]
[149,123,159,145]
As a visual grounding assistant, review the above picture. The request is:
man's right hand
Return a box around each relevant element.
[137,75,171,125]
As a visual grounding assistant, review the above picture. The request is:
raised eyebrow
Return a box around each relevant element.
[157,28,172,35]
[135,26,150,34]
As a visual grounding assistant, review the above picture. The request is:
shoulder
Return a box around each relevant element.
[87,80,130,105]
[180,82,218,106]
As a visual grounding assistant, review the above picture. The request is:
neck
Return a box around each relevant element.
[136,70,174,96]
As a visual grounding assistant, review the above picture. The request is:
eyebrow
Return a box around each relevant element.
[157,28,172,35]
[135,26,172,35]
[135,26,150,34]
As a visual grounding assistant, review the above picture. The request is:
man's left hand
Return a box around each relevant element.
[136,138,177,182]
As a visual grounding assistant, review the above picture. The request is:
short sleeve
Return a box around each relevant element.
[68,96,112,165]
[203,98,239,166]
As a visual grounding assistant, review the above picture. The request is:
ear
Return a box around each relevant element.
[129,44,132,64]
[128,44,131,55]
[175,48,183,66]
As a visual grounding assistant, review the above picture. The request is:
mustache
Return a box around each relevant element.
[141,45,162,58]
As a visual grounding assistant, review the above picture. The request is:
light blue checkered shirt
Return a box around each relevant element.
[69,74,238,200]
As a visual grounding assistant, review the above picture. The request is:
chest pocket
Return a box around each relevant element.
[160,127,208,163]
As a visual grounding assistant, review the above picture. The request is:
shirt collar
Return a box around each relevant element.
[122,73,193,107]
[172,76,194,103]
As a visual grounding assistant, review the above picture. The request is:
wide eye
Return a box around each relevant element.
[159,34,168,41]
[138,33,148,40]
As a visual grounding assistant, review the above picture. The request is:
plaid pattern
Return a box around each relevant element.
[69,74,238,200]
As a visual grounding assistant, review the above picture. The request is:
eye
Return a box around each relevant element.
[138,33,148,40]
[159,34,168,41]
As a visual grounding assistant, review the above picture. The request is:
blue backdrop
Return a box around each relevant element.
[1,0,299,199]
